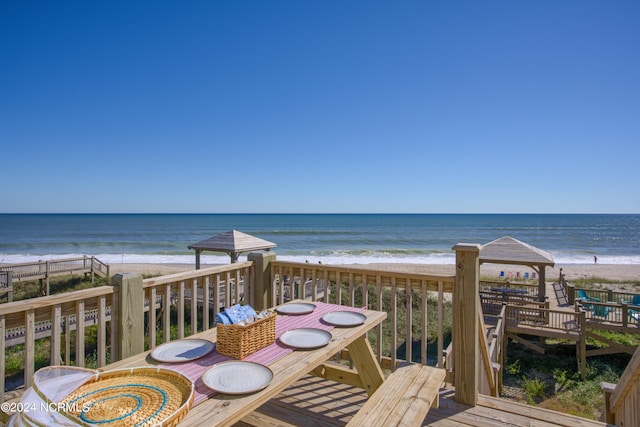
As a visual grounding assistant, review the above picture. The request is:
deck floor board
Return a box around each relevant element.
[237,375,611,427]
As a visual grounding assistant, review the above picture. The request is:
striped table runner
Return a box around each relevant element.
[158,302,365,404]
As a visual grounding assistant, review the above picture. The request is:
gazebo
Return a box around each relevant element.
[188,230,276,268]
[480,236,555,301]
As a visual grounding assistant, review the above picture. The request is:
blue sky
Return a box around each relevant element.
[1,1,638,214]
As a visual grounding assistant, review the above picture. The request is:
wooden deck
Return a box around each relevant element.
[235,375,611,427]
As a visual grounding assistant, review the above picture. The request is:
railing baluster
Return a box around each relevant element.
[76,301,85,367]
[235,269,241,304]
[148,288,156,350]
[406,279,413,364]
[25,310,35,388]
[225,271,232,308]
[191,278,197,335]
[376,275,383,363]
[421,280,428,365]
[438,281,444,369]
[164,283,171,343]
[203,275,210,330]
[178,281,185,339]
[98,295,107,366]
[51,305,62,365]
[391,277,397,369]
[213,274,222,315]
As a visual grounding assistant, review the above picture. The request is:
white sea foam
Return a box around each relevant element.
[2,252,639,266]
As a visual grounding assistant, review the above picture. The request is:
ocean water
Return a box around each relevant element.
[0,214,639,266]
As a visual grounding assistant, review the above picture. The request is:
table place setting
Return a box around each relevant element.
[147,302,367,404]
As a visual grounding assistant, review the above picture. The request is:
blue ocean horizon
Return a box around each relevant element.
[1,213,639,266]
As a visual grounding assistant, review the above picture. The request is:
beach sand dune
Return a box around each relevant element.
[109,262,640,283]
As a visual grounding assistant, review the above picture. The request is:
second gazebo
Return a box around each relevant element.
[480,236,555,301]
[188,230,276,268]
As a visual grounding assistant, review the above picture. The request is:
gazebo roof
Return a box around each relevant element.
[480,236,554,267]
[188,230,276,254]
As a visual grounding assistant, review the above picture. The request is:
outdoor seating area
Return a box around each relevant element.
[571,286,640,325]
[577,289,600,302]
[623,295,640,323]
[0,247,638,427]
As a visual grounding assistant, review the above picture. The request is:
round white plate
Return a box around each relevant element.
[202,361,273,395]
[322,311,367,327]
[279,328,332,349]
[150,339,214,363]
[275,302,316,315]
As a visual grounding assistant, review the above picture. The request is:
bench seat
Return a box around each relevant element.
[347,363,446,427]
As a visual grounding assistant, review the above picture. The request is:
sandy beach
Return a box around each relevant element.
[108,262,640,283]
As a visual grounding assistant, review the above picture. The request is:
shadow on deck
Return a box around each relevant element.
[235,375,610,427]
[0,371,616,427]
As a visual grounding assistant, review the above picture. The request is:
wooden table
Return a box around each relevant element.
[102,301,387,427]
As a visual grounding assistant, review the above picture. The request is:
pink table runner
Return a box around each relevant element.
[158,302,365,404]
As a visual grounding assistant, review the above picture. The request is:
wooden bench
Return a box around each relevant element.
[347,363,446,427]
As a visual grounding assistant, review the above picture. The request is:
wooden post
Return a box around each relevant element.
[538,266,546,302]
[51,305,62,365]
[452,243,481,406]
[65,316,71,365]
[7,271,12,302]
[248,251,276,310]
[195,250,201,270]
[601,382,616,424]
[45,261,50,296]
[25,310,35,388]
[578,311,586,379]
[567,284,575,304]
[111,273,144,360]
[0,316,4,403]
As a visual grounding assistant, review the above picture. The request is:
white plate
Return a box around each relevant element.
[202,361,273,395]
[275,302,316,315]
[150,339,214,363]
[279,328,332,349]
[322,311,367,327]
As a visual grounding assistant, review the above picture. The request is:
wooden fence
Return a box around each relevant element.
[0,245,500,410]
[270,260,455,370]
[0,256,110,300]
[0,262,252,402]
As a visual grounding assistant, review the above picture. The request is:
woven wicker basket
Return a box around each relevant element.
[59,367,194,427]
[216,312,276,359]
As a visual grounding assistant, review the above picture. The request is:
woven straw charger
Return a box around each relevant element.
[60,367,194,427]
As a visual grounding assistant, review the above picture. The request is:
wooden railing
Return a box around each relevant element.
[574,300,640,329]
[0,262,252,403]
[477,301,504,397]
[480,290,542,316]
[271,244,499,406]
[141,262,252,349]
[0,245,510,410]
[505,305,582,333]
[271,260,454,370]
[559,270,639,305]
[0,257,110,299]
[602,345,640,426]
[0,256,109,282]
[488,305,506,393]
[0,285,116,401]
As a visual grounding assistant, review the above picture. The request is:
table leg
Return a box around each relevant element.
[347,335,385,396]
